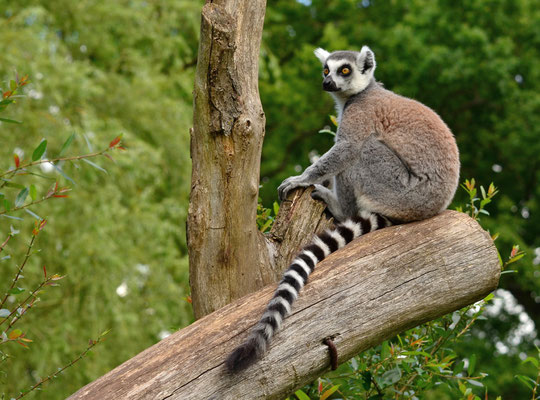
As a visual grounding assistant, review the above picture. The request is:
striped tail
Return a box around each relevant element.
[225,212,391,373]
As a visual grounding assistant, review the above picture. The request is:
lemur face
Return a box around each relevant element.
[315,47,376,97]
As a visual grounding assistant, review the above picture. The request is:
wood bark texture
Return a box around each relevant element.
[188,0,335,319]
[69,211,500,400]
[188,0,270,318]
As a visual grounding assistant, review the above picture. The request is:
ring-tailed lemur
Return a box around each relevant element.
[226,46,460,372]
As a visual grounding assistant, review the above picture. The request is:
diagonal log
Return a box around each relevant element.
[69,210,500,400]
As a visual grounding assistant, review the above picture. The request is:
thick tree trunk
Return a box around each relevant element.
[188,0,335,319]
[188,0,271,318]
[68,211,500,400]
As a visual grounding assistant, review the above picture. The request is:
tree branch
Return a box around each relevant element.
[68,211,500,400]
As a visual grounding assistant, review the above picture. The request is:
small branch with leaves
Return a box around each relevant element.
[1,134,125,218]
[12,330,110,400]
[0,73,29,125]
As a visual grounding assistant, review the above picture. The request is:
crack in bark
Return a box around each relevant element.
[160,362,223,400]
[368,269,437,302]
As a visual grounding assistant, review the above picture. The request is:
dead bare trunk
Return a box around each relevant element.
[188,0,334,319]
[188,0,271,318]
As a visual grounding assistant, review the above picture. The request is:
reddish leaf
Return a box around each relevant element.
[9,329,22,340]
[53,194,69,198]
[184,296,192,304]
[14,154,20,168]
[103,153,115,162]
[109,135,122,148]
[117,146,127,151]
[43,265,47,278]
[318,380,323,394]
[3,91,12,99]
[17,341,29,349]
[510,245,519,258]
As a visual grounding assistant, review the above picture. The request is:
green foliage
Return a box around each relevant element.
[256,199,279,233]
[0,83,125,398]
[0,1,202,396]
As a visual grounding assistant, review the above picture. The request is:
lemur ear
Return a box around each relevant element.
[357,46,376,74]
[314,48,330,64]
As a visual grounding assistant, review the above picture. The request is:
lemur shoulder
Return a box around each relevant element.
[225,45,460,372]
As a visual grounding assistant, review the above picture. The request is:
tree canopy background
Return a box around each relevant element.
[0,0,538,398]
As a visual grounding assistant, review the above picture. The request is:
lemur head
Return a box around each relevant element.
[314,46,376,97]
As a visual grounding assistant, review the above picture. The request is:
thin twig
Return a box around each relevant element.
[0,235,36,310]
[0,234,12,253]
[0,276,54,329]
[0,148,110,180]
[14,338,102,399]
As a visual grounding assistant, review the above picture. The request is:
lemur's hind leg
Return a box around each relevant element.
[311,184,346,222]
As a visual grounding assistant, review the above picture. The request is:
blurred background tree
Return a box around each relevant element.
[0,0,538,398]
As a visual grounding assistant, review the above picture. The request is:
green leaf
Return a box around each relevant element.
[10,79,17,91]
[320,385,340,400]
[403,350,432,358]
[468,354,476,376]
[259,219,273,232]
[3,198,11,212]
[515,374,534,389]
[523,356,539,368]
[59,133,76,157]
[483,293,494,302]
[318,129,336,136]
[82,158,108,174]
[381,340,390,360]
[294,389,311,400]
[32,139,48,161]
[8,287,25,295]
[99,329,112,338]
[4,181,25,189]
[29,184,37,201]
[15,187,29,207]
[379,367,402,386]
[350,357,358,371]
[507,253,525,264]
[467,379,483,387]
[0,117,22,124]
[480,185,486,199]
[273,201,279,216]
[500,270,518,275]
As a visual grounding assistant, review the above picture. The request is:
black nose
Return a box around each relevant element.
[323,77,339,92]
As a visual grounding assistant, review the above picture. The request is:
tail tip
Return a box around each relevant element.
[225,338,261,373]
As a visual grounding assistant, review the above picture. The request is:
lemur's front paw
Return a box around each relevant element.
[311,184,332,205]
[278,176,310,201]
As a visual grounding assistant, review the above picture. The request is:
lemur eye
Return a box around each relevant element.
[323,68,329,75]
[341,67,351,75]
